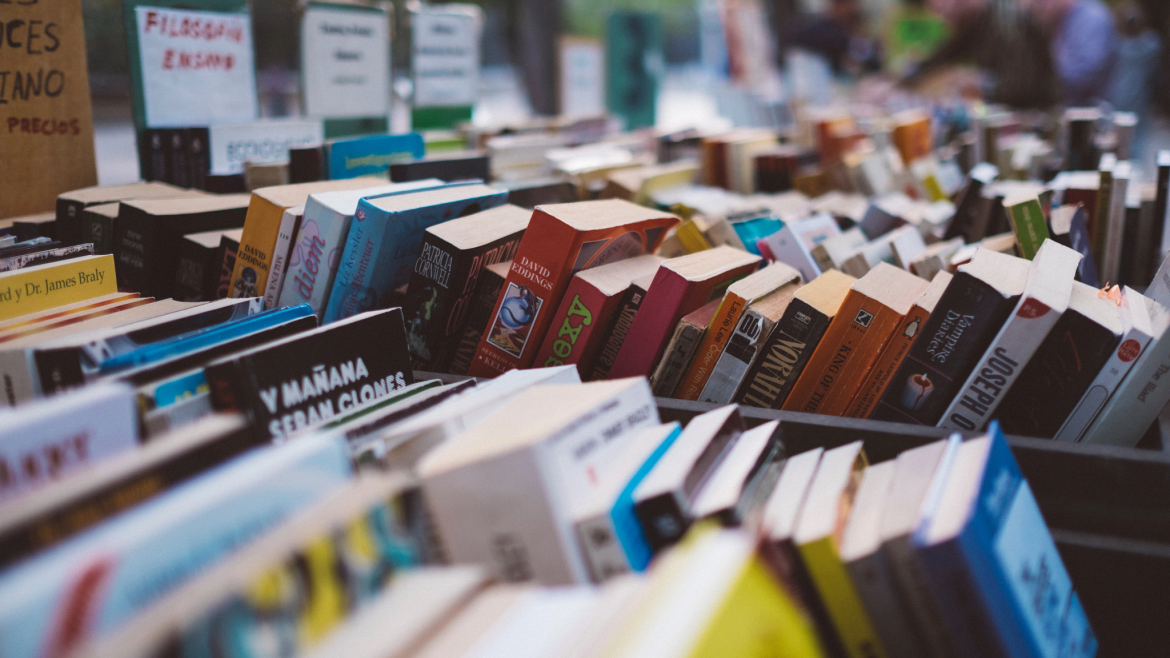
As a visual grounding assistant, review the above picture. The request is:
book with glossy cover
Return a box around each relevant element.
[447,260,510,376]
[649,298,720,397]
[1004,194,1050,260]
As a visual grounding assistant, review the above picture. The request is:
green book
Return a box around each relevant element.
[1005,194,1050,260]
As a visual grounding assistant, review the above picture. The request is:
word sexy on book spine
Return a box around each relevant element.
[260,357,407,437]
[542,295,592,366]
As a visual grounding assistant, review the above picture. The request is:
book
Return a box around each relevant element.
[174,228,237,302]
[215,229,242,300]
[1100,160,1131,286]
[470,200,678,376]
[794,441,889,658]
[633,405,742,554]
[206,308,414,440]
[228,178,386,303]
[845,270,953,419]
[115,195,251,298]
[0,384,137,504]
[914,426,1097,658]
[888,226,928,272]
[737,270,855,410]
[996,282,1124,438]
[858,195,910,240]
[499,177,580,208]
[783,263,930,416]
[420,378,660,584]
[56,181,188,246]
[261,205,302,309]
[1090,153,1116,266]
[0,292,139,334]
[609,246,761,380]
[82,202,125,256]
[759,213,841,284]
[0,432,354,658]
[649,298,721,397]
[1055,286,1155,441]
[0,294,153,345]
[276,179,446,319]
[326,133,426,179]
[699,278,803,404]
[324,184,509,323]
[532,254,663,378]
[840,232,897,278]
[939,240,1082,431]
[1142,151,1170,286]
[389,151,491,183]
[811,227,866,273]
[944,163,997,244]
[587,272,655,381]
[405,205,531,372]
[870,249,1030,425]
[1048,204,1099,287]
[689,420,782,525]
[447,259,511,376]
[0,243,93,273]
[676,262,802,401]
[0,254,117,322]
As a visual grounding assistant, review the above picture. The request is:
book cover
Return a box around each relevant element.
[0,254,116,321]
[1100,161,1130,286]
[1090,154,1115,265]
[389,152,490,183]
[446,260,510,376]
[262,205,303,309]
[469,200,677,376]
[405,205,530,372]
[324,184,509,323]
[327,133,425,179]
[206,308,414,439]
[1048,205,1099,287]
[870,250,1030,425]
[649,298,721,397]
[944,163,997,244]
[587,273,653,381]
[174,229,234,302]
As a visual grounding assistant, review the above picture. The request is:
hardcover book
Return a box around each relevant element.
[206,308,415,439]
[587,273,654,381]
[324,184,509,323]
[870,249,1030,425]
[783,263,930,416]
[649,298,721,397]
[405,205,531,372]
[447,259,511,376]
[56,181,188,246]
[469,200,677,376]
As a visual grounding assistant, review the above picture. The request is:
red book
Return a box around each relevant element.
[468,200,677,376]
[532,254,664,378]
[608,245,761,379]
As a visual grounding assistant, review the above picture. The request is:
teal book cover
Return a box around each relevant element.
[327,133,425,179]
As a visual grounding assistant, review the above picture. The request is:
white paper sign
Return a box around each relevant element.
[301,6,390,118]
[559,38,604,118]
[208,119,324,174]
[135,6,259,127]
[411,8,480,107]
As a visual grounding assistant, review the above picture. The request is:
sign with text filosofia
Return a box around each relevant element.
[411,6,480,108]
[135,6,259,127]
[301,4,390,119]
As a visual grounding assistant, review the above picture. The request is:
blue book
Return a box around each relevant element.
[97,304,317,374]
[732,216,784,256]
[322,183,507,323]
[0,433,353,658]
[913,423,1097,658]
[327,133,426,179]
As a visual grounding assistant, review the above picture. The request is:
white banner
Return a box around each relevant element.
[559,38,605,118]
[208,120,324,174]
[411,8,480,107]
[301,6,390,118]
[136,6,258,127]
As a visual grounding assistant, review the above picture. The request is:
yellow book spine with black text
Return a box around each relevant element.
[675,292,747,399]
[0,255,116,321]
[228,196,286,299]
[798,537,889,658]
[688,555,827,658]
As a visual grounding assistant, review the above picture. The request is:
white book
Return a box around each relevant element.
[262,205,303,310]
[277,179,445,318]
[910,237,964,282]
[0,383,137,502]
[689,420,779,521]
[840,234,895,278]
[761,447,822,541]
[1101,160,1131,286]
[420,378,660,585]
[813,227,866,272]
[453,587,602,658]
[939,240,1081,431]
[761,212,840,283]
[1056,287,1155,442]
[889,224,928,271]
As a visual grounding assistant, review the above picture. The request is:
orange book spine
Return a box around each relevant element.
[674,293,747,399]
[842,302,930,419]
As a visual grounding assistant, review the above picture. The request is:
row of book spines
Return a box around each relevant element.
[138,128,211,191]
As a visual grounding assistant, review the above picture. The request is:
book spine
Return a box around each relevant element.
[86,211,115,256]
[609,271,695,380]
[1006,200,1049,260]
[404,235,466,371]
[883,536,961,657]
[32,346,88,397]
[115,208,150,294]
[186,127,210,191]
[799,537,890,658]
[844,307,924,419]
[1148,158,1170,285]
[588,282,648,381]
[575,513,631,582]
[0,255,117,322]
[676,294,747,400]
[324,201,390,323]
[916,537,1013,658]
[205,359,249,416]
[264,210,303,310]
[0,244,92,273]
[433,235,523,372]
[217,235,240,300]
[634,490,690,554]
[650,320,704,396]
[55,199,87,246]
[698,308,774,404]
[174,240,211,302]
[1055,319,1150,441]
[167,128,190,188]
[142,128,169,182]
[532,281,610,375]
[764,227,821,283]
[737,298,830,410]
[446,268,508,376]
[1102,171,1129,286]
[1091,169,1112,265]
[231,197,283,303]
[278,208,343,318]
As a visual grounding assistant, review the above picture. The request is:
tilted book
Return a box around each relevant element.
[758,212,840,284]
[649,298,720,397]
[261,205,303,309]
[587,273,655,382]
[1004,193,1050,260]
[446,259,510,376]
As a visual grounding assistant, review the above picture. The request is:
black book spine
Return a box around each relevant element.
[995,311,1121,438]
[1148,160,1170,285]
[217,235,240,300]
[587,283,648,381]
[634,492,690,553]
[138,129,169,182]
[446,267,507,375]
[1120,204,1142,287]
[737,298,831,409]
[33,348,87,396]
[167,129,190,187]
[186,127,210,191]
[433,235,522,372]
[404,235,469,372]
[113,206,150,293]
[174,239,213,302]
[871,273,1019,425]
[204,243,227,301]
[55,198,86,246]
[943,176,986,243]
[288,146,325,184]
[0,421,264,570]
[205,359,249,415]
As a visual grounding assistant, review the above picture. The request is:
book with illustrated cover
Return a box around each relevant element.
[447,259,511,376]
[649,298,721,397]
[587,272,655,381]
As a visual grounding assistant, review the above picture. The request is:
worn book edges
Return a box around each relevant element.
[760,213,840,284]
[56,181,189,246]
[533,254,663,379]
[1048,204,1099,287]
[406,205,531,372]
[206,308,414,440]
[870,249,1030,425]
[420,378,660,585]
[995,282,1123,438]
[677,262,801,401]
[737,270,855,410]
[649,298,721,397]
[325,183,509,323]
[447,259,510,376]
[468,200,677,376]
[845,270,953,419]
[690,420,782,525]
[939,240,1082,431]
[783,263,930,416]
[228,178,386,302]
[609,246,760,380]
[794,441,889,658]
[0,254,117,322]
[588,272,654,381]
[633,405,743,554]
[913,426,1097,658]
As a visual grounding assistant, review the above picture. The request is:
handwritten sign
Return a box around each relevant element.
[301,4,389,119]
[0,0,97,218]
[559,37,604,118]
[135,6,258,127]
[411,7,479,108]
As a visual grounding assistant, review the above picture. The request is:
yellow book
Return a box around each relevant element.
[675,218,713,254]
[0,254,116,321]
[794,441,888,658]
[228,177,385,299]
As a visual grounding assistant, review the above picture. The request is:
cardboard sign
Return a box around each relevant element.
[411,7,480,107]
[559,37,604,118]
[134,6,258,127]
[208,120,324,174]
[301,4,390,119]
[0,0,97,218]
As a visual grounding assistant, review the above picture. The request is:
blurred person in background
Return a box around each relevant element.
[1107,1,1160,157]
[790,0,883,76]
[1021,0,1119,105]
